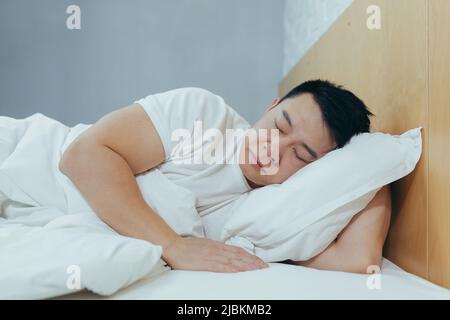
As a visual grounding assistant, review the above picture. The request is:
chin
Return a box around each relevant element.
[249,175,272,188]
[243,164,279,187]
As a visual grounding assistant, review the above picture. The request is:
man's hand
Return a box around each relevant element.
[292,185,392,274]
[162,236,269,273]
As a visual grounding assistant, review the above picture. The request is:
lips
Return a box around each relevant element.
[249,150,263,169]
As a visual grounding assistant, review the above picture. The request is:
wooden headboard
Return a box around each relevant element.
[279,0,450,289]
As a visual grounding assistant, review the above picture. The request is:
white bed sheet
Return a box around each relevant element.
[58,258,449,300]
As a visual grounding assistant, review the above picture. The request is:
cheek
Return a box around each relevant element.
[278,157,305,180]
[246,133,260,156]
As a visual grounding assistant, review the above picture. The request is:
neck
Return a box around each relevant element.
[246,176,263,189]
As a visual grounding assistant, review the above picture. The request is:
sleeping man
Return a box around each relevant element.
[59,79,392,274]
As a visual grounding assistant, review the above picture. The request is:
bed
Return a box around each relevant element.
[2,0,449,300]
[47,0,450,299]
[58,259,449,300]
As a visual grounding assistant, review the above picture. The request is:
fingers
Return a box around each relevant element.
[226,256,268,271]
[214,263,240,273]
[208,242,268,271]
[210,254,263,272]
[203,259,240,273]
[173,237,269,273]
[219,249,267,269]
[218,243,268,268]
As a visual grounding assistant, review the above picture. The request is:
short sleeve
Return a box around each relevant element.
[134,91,174,161]
[134,87,248,162]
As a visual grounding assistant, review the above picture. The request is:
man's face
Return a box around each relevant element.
[239,93,337,188]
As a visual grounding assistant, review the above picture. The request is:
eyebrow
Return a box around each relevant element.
[282,109,318,160]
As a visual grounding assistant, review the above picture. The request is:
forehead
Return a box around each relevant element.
[281,93,335,154]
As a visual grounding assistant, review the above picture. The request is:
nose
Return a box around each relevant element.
[257,143,271,167]
[258,136,287,168]
[259,134,293,167]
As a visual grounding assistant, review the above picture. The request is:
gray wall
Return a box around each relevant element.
[0,0,284,126]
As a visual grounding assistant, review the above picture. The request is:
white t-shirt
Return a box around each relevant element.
[134,87,253,239]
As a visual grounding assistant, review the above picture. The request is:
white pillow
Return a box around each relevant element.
[221,127,423,262]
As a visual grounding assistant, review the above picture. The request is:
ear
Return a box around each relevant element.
[265,97,282,113]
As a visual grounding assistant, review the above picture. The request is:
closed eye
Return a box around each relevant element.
[293,147,315,164]
[293,148,306,162]
[274,119,284,134]
[275,118,313,164]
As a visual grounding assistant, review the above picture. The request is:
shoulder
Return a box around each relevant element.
[160,87,237,118]
[167,87,229,109]
[136,87,248,130]
[140,87,228,111]
[176,86,217,97]
[154,87,222,101]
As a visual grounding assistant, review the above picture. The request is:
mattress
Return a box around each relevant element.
[58,258,450,300]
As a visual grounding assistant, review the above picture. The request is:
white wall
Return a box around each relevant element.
[283,0,353,76]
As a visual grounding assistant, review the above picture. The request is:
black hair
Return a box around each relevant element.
[278,79,374,148]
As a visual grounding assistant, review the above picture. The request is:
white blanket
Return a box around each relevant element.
[0,113,421,299]
[0,113,204,299]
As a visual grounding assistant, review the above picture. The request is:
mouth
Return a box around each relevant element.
[249,150,263,170]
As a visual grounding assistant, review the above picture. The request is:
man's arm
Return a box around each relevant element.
[292,185,392,274]
[60,104,267,273]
